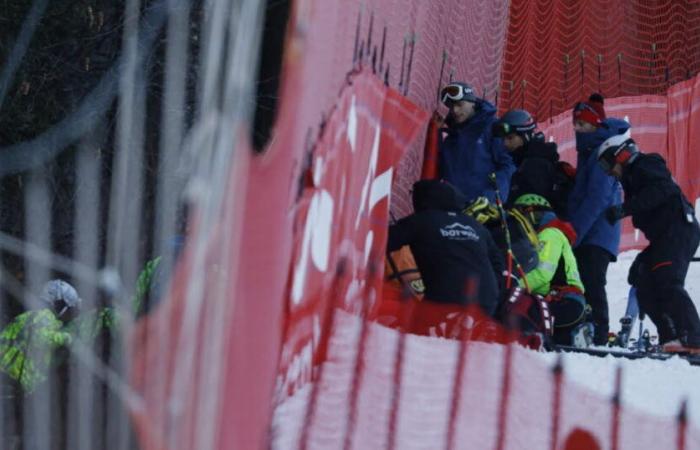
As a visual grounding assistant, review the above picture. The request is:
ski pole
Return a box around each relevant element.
[488,173,531,292]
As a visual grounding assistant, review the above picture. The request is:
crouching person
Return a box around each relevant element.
[387,180,504,337]
[0,280,80,393]
[598,135,700,353]
[512,194,592,346]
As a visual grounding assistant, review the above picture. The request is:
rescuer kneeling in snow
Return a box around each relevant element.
[387,180,504,336]
[598,134,700,353]
[512,194,591,346]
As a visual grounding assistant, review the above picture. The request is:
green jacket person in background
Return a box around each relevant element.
[0,280,79,392]
[512,194,593,347]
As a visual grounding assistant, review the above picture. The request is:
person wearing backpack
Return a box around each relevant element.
[568,94,629,345]
[492,109,574,217]
[437,82,515,204]
[513,194,591,346]
[598,134,700,353]
[463,196,540,281]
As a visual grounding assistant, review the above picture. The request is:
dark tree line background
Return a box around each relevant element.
[0,2,202,448]
[0,0,290,447]
[0,0,203,324]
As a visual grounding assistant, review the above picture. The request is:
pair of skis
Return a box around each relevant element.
[554,286,700,366]
[554,343,700,366]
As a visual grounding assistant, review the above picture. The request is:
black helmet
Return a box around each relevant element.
[492,109,537,141]
[440,82,478,106]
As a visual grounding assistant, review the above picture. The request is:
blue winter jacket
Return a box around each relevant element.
[438,100,515,204]
[567,118,630,258]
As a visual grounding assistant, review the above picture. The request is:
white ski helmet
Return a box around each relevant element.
[596,132,638,172]
[40,279,82,317]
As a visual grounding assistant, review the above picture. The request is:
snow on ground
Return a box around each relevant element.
[271,251,700,449]
[533,249,700,427]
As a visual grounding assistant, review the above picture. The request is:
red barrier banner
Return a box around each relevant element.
[668,75,700,205]
[277,71,429,399]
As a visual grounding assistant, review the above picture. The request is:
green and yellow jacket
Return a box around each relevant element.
[0,309,71,392]
[521,215,584,296]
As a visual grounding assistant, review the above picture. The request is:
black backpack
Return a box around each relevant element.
[486,208,540,274]
[550,161,576,216]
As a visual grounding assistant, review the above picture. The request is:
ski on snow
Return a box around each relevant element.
[553,344,700,366]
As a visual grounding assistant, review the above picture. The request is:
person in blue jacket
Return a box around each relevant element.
[567,93,629,345]
[438,82,515,204]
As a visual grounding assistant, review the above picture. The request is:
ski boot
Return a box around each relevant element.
[637,329,654,352]
[614,315,634,348]
[570,322,594,348]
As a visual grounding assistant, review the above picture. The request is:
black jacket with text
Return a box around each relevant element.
[388,180,504,314]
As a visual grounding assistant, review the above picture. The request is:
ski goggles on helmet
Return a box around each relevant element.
[440,83,477,105]
[491,121,536,138]
[597,139,637,173]
[597,151,616,172]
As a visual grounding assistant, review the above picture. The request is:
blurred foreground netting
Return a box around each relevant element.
[0,0,266,448]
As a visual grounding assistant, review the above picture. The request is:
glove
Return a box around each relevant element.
[605,205,626,224]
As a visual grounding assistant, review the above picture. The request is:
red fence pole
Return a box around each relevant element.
[677,399,688,450]
[386,288,414,450]
[446,278,478,450]
[550,354,564,450]
[343,261,379,450]
[299,259,347,450]
[445,328,472,450]
[610,365,622,450]
[495,340,514,450]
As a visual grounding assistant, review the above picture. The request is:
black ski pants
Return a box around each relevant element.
[550,294,587,346]
[574,244,613,344]
[630,219,700,346]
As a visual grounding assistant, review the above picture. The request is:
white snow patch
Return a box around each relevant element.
[273,250,700,448]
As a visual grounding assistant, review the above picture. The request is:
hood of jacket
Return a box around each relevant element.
[511,136,560,166]
[539,215,578,245]
[575,117,631,155]
[412,179,466,212]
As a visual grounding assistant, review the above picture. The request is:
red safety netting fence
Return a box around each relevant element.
[498,0,700,119]
[287,0,511,220]
[273,311,699,450]
[269,68,700,450]
[539,73,700,251]
[127,1,700,449]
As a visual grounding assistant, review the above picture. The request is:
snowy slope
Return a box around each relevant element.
[534,249,700,426]
[271,250,700,449]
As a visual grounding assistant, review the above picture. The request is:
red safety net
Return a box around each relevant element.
[271,69,700,450]
[287,0,511,219]
[539,74,700,251]
[499,0,700,120]
[129,0,700,449]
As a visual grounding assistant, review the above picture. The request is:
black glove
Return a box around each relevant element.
[605,205,626,224]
